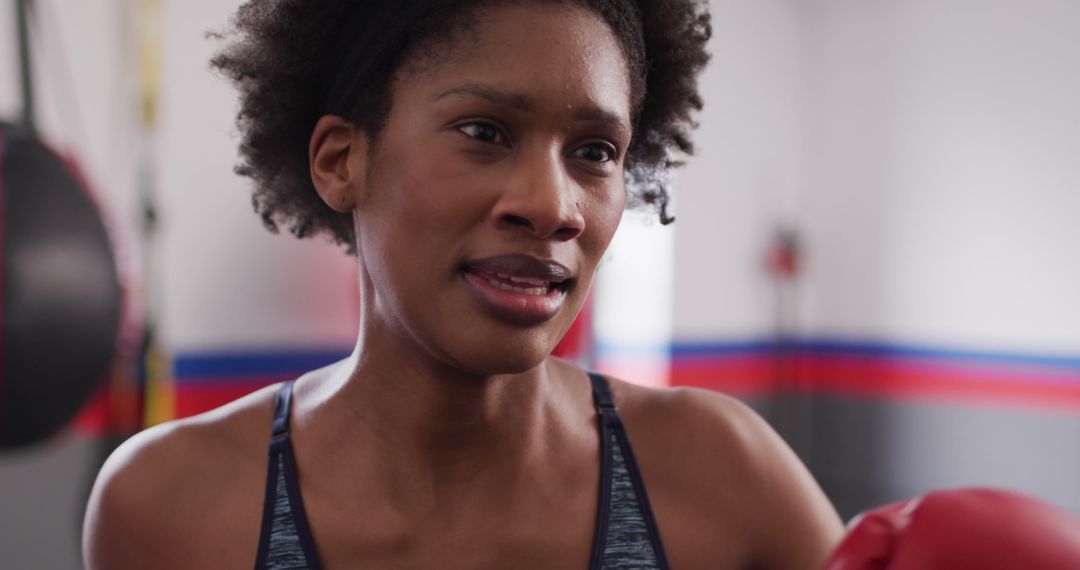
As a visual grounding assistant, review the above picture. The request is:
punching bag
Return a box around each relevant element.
[0,121,122,449]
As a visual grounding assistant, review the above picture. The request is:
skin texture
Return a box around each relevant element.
[83,4,843,569]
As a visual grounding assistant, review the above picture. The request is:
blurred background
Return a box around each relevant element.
[1,0,1079,567]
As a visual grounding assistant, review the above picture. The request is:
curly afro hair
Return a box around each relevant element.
[211,0,711,253]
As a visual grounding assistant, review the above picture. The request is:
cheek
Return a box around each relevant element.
[355,153,491,295]
[582,189,626,260]
[373,148,493,231]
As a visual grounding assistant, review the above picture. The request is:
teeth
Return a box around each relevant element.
[508,275,550,287]
[484,276,547,296]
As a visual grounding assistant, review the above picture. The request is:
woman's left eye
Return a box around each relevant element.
[457,122,506,145]
[573,143,618,164]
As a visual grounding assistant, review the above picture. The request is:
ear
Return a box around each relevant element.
[309,115,369,212]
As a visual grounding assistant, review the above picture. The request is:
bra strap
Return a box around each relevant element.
[588,372,616,413]
[271,380,295,437]
[587,372,615,569]
[585,371,673,570]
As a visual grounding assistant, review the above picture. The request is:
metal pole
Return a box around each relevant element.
[15,0,35,130]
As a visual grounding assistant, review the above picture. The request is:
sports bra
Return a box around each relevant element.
[254,373,670,569]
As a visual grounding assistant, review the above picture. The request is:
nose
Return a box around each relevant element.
[493,148,585,241]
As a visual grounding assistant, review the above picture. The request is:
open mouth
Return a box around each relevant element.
[466,268,572,297]
[458,255,575,326]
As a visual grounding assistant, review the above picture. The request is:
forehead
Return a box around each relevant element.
[396,3,632,121]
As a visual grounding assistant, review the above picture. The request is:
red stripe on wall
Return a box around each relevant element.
[671,355,776,397]
[171,349,1080,421]
[671,352,1080,410]
[796,354,1080,409]
[63,338,1075,427]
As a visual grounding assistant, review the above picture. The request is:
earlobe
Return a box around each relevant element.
[309,115,369,212]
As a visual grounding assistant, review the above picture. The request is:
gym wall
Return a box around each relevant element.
[665,0,1080,518]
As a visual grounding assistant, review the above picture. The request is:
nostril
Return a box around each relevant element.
[553,227,581,240]
[502,214,533,230]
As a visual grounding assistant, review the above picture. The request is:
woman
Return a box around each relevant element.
[84,1,843,568]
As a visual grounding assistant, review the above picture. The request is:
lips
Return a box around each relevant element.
[460,255,574,326]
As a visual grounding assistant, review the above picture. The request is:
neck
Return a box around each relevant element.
[309,327,573,488]
[358,338,551,454]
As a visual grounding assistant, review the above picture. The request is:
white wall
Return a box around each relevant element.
[594,211,675,387]
[672,0,1080,357]
[673,0,815,344]
[803,0,1080,355]
[155,0,356,352]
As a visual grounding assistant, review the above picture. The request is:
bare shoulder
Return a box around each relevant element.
[83,383,281,570]
[611,380,769,454]
[609,379,843,570]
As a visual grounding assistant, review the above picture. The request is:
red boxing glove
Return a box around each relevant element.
[824,488,1080,570]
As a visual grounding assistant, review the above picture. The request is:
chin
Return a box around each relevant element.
[443,328,561,376]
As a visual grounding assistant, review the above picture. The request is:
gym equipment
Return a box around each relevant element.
[0,121,122,448]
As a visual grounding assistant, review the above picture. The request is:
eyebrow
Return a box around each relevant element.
[434,84,533,112]
[433,83,631,133]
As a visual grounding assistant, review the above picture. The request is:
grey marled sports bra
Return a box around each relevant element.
[253,372,670,569]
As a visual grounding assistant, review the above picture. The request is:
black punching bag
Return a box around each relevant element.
[0,121,122,449]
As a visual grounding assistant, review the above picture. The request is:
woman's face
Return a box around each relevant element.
[350,2,631,374]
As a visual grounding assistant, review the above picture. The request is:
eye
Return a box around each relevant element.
[457,121,508,146]
[572,142,618,165]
